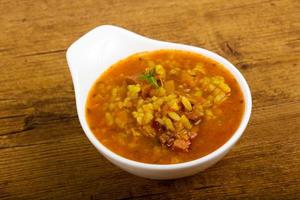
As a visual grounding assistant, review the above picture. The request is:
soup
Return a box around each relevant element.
[86,50,244,164]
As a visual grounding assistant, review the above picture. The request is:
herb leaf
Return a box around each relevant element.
[138,68,159,88]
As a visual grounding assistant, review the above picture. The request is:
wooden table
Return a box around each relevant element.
[1,0,299,199]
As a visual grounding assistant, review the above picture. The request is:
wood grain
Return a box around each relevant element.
[0,0,300,199]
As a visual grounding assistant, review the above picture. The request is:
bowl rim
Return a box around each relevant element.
[69,25,252,170]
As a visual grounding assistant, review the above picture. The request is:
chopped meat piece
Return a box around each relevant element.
[158,129,196,151]
[152,120,166,133]
[166,138,175,148]
[158,131,176,148]
[186,112,201,121]
[172,139,191,152]
[141,85,152,98]
[158,134,168,144]
[124,77,137,85]
[159,133,172,144]
[177,129,189,140]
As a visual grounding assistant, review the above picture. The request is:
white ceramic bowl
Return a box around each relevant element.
[66,25,252,180]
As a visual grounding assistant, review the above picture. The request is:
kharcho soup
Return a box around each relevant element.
[86,50,244,164]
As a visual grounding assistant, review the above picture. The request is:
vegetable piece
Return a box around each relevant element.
[155,65,166,78]
[181,71,196,87]
[205,109,216,119]
[132,111,143,125]
[167,97,180,111]
[105,112,114,126]
[181,115,192,129]
[193,62,206,74]
[194,88,202,97]
[143,112,154,124]
[214,92,226,104]
[163,117,175,131]
[168,112,181,121]
[164,80,175,94]
[219,82,231,93]
[127,84,141,98]
[181,96,193,111]
[131,128,141,137]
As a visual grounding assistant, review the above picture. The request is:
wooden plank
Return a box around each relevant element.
[0,0,299,199]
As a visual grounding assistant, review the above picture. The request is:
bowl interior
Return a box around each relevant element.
[66,25,252,170]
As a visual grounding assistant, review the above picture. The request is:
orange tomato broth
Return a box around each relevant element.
[86,50,244,164]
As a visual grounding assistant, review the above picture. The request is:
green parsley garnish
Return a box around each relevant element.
[138,68,159,88]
